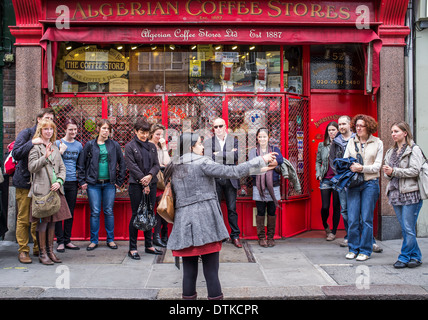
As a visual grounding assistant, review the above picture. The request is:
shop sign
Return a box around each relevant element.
[47,0,375,25]
[310,45,364,90]
[59,46,129,83]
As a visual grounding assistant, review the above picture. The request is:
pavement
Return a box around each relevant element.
[1,230,428,302]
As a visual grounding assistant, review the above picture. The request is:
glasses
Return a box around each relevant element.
[214,125,224,129]
[355,125,366,128]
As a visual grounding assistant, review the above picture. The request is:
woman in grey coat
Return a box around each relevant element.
[165,132,276,300]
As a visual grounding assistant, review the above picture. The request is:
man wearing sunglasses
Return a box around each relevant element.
[204,118,242,248]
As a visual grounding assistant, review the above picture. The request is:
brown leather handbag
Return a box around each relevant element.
[156,182,174,224]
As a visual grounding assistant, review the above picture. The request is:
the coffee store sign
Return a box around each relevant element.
[46,0,374,24]
[59,46,129,83]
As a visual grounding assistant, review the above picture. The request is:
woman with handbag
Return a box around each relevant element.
[383,122,424,268]
[164,132,277,300]
[28,119,71,265]
[125,119,161,260]
[344,114,383,261]
[77,119,126,251]
[54,118,83,252]
[315,122,341,241]
[149,123,171,248]
[248,127,284,247]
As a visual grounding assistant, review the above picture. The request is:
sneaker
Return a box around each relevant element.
[408,259,422,268]
[373,244,383,253]
[346,252,357,259]
[356,254,370,261]
[326,233,336,241]
[340,239,348,247]
[393,260,408,269]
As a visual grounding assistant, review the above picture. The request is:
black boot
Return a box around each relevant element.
[182,293,197,300]
[153,234,166,247]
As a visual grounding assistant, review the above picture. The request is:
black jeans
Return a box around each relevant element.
[128,183,157,251]
[215,179,240,239]
[255,200,277,216]
[55,181,78,245]
[320,185,341,234]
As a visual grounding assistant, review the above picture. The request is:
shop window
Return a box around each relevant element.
[55,43,303,94]
[310,44,365,90]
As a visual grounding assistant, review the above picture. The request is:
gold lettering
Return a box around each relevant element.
[326,5,338,19]
[202,1,216,15]
[88,5,99,18]
[147,1,152,15]
[251,2,263,15]
[227,1,237,15]
[267,1,281,18]
[310,4,324,18]
[218,1,227,14]
[282,3,293,16]
[237,1,249,15]
[99,3,113,17]
[186,0,202,16]
[153,2,166,15]
[72,2,88,20]
[339,7,351,20]
[294,3,308,16]
[117,3,129,16]
[166,2,179,15]
[130,2,145,15]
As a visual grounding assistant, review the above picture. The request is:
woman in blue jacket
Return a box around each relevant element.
[249,127,284,247]
[77,119,126,251]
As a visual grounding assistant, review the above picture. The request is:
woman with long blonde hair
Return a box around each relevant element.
[28,119,71,265]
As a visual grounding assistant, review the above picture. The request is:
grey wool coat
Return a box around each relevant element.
[166,152,266,251]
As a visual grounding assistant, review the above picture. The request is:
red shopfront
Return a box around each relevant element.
[10,0,411,240]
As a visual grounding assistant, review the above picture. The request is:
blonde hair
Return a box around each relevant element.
[149,123,166,140]
[33,119,57,143]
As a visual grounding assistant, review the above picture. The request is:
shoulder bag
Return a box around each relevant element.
[31,146,61,219]
[157,181,175,224]
[412,144,428,200]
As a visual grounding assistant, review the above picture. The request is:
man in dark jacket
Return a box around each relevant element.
[329,115,354,247]
[203,118,242,248]
[12,108,55,263]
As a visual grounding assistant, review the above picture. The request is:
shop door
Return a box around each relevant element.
[309,92,377,233]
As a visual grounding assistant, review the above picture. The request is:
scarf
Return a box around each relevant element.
[256,144,278,207]
[388,143,407,192]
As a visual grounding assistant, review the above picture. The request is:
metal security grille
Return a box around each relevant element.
[48,93,309,200]
[165,94,223,158]
[286,97,310,197]
[227,94,284,198]
[107,95,163,197]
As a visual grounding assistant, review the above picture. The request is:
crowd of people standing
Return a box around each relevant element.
[8,107,426,300]
[316,114,424,267]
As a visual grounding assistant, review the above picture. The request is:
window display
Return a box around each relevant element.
[55,43,302,94]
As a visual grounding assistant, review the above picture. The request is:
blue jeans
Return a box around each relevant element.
[393,200,423,263]
[339,189,349,240]
[347,179,379,256]
[87,182,116,244]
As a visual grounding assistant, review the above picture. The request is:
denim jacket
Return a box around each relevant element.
[331,157,358,192]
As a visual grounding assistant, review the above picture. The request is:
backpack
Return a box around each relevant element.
[4,141,16,175]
